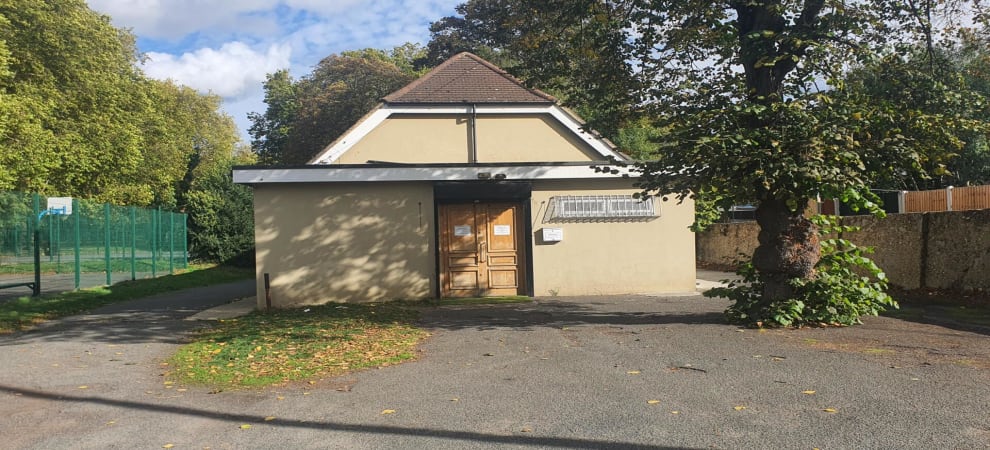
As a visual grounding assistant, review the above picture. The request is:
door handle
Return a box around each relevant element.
[479,242,487,263]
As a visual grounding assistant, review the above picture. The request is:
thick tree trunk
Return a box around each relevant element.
[752,198,820,301]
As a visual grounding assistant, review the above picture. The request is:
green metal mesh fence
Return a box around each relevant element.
[0,191,188,295]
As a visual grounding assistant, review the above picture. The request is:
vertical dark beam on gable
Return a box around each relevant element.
[468,104,478,164]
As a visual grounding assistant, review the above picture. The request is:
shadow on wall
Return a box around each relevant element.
[257,185,434,306]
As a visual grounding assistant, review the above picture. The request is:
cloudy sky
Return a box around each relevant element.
[87,0,463,142]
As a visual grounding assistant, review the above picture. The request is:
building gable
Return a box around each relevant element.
[308,53,626,165]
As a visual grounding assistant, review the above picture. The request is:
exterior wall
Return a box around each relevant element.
[843,214,924,289]
[922,209,990,290]
[336,114,468,164]
[475,115,599,162]
[253,182,435,307]
[696,210,990,292]
[334,114,599,165]
[529,179,696,296]
[695,222,759,267]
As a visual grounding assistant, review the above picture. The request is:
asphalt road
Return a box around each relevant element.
[1,283,988,449]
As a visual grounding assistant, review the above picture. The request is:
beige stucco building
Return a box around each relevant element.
[234,53,695,307]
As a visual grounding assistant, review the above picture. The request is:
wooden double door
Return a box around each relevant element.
[439,202,527,298]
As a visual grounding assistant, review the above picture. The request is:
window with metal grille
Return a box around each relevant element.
[546,195,657,222]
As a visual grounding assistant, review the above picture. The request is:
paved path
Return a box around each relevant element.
[1,280,989,449]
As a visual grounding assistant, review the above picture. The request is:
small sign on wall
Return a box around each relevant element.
[493,225,511,236]
[542,227,563,242]
[454,225,472,237]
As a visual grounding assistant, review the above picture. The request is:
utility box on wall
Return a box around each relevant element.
[541,227,563,242]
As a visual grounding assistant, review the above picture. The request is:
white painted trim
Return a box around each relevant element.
[233,164,638,184]
[308,104,626,165]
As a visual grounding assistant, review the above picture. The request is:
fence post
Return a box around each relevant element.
[32,193,40,296]
[104,203,111,286]
[182,213,188,269]
[48,210,53,264]
[169,211,174,274]
[898,191,907,214]
[946,186,954,211]
[130,206,136,281]
[73,198,80,290]
[152,207,158,278]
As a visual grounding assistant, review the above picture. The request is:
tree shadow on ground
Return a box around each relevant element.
[0,383,694,450]
[416,295,730,331]
[0,279,253,346]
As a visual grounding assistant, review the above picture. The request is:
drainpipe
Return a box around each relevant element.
[468,104,478,164]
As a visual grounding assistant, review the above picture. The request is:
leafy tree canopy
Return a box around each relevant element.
[423,0,644,137]
[249,45,425,164]
[432,0,988,326]
[0,0,239,209]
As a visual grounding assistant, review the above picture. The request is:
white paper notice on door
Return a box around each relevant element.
[454,225,472,237]
[493,225,511,236]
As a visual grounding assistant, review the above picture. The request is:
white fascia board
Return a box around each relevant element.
[544,107,627,161]
[308,104,626,164]
[233,164,638,184]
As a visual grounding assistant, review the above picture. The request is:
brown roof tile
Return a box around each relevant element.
[383,52,556,104]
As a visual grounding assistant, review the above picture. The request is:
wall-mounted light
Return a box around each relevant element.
[477,172,492,179]
[493,173,507,180]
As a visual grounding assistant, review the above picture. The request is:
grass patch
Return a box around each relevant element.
[0,264,252,334]
[168,303,428,389]
[425,296,533,306]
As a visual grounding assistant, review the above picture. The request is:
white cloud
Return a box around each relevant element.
[144,42,291,98]
[87,0,463,139]
[88,0,278,40]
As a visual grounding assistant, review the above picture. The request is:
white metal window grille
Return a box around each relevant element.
[547,195,657,222]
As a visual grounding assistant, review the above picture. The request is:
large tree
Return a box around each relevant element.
[434,0,984,325]
[0,0,239,208]
[423,0,644,137]
[843,36,990,190]
[0,0,247,264]
[249,46,424,165]
[630,0,983,324]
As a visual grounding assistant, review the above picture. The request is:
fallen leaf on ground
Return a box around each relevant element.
[240,424,252,429]
[264,416,276,421]
[802,390,816,395]
[823,408,837,413]
[78,386,88,389]
[734,406,747,411]
[162,444,174,449]
[381,409,396,415]
[450,398,459,402]
[647,400,661,404]
[521,427,533,432]
[276,396,285,400]
[627,370,641,375]
[671,411,680,414]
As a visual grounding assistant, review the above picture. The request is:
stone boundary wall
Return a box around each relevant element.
[697,210,990,291]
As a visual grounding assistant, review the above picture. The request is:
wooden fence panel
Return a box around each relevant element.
[952,185,990,211]
[904,190,947,212]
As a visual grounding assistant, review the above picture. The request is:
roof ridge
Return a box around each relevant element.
[382,52,556,104]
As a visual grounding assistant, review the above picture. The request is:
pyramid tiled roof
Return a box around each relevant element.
[383,52,556,104]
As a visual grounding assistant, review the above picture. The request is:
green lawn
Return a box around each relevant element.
[168,302,427,389]
[0,264,252,333]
